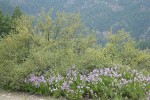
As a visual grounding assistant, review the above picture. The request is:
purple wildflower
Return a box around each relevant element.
[61,81,70,90]
[49,76,55,84]
[28,74,46,87]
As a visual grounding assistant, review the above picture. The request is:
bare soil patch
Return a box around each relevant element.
[0,91,64,100]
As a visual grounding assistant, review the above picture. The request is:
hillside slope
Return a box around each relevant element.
[0,0,150,45]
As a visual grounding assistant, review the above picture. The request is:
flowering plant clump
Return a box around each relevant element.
[24,66,150,99]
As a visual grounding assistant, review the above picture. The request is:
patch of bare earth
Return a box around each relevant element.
[0,91,65,100]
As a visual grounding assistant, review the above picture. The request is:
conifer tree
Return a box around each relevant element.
[0,11,12,36]
[12,6,23,19]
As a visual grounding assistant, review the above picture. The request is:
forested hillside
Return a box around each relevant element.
[0,0,150,49]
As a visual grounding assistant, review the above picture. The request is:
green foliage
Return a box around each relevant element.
[0,11,149,100]
[104,30,150,69]
[0,6,23,37]
[12,6,23,19]
[0,11,100,88]
[0,15,34,89]
[0,11,12,36]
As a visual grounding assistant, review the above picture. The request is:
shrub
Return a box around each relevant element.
[0,11,150,95]
[104,30,150,69]
[0,12,100,89]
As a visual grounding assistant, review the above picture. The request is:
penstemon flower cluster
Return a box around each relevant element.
[25,66,150,99]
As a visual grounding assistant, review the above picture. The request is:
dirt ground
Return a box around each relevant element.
[0,91,65,100]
